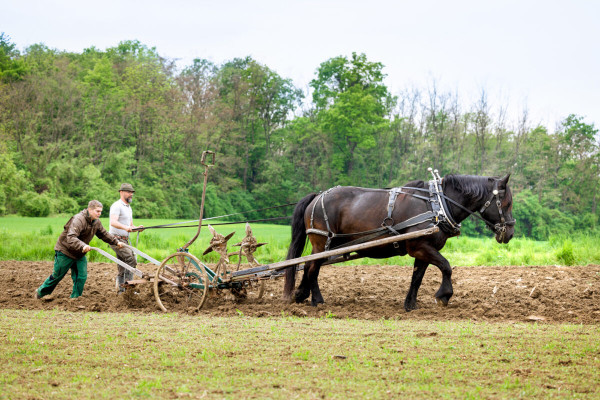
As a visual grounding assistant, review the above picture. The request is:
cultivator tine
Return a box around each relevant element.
[232,222,266,267]
[164,265,179,276]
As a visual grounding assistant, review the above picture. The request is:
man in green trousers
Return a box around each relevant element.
[34,200,124,299]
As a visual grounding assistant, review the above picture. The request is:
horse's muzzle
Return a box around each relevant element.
[495,223,514,244]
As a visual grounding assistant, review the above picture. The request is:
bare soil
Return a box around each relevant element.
[3,261,600,323]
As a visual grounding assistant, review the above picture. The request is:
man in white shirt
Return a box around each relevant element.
[109,183,143,293]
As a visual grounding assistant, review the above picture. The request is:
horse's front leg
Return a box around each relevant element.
[408,243,453,307]
[433,255,453,306]
[404,259,429,311]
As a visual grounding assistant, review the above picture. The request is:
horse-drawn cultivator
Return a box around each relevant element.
[91,150,439,312]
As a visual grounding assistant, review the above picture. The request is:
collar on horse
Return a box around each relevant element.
[400,168,515,239]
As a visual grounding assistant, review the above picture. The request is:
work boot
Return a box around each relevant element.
[116,275,125,293]
[124,270,134,284]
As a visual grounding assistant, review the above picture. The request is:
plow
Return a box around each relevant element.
[91,151,438,312]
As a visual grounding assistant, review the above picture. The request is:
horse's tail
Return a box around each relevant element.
[283,192,318,300]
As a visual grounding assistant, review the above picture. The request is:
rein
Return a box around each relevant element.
[132,203,297,232]
[401,179,515,238]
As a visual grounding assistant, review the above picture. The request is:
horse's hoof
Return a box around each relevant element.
[310,299,324,307]
[404,301,417,312]
[294,291,309,304]
[435,297,449,307]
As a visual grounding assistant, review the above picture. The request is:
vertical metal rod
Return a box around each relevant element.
[182,151,215,250]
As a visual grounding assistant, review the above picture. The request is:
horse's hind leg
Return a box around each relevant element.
[282,266,296,302]
[294,259,325,306]
[308,261,325,306]
[294,261,313,303]
[404,259,429,311]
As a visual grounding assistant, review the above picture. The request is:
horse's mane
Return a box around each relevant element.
[443,174,491,202]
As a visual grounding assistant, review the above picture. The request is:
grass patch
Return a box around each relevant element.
[0,309,598,399]
[1,216,600,266]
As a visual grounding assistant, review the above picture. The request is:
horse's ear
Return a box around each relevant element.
[499,174,511,186]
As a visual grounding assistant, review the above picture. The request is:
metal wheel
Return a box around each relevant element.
[154,252,210,312]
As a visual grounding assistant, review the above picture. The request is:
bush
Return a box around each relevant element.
[18,192,52,217]
[555,239,575,266]
[53,196,80,215]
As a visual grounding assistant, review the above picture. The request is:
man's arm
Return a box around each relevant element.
[96,221,123,248]
[110,213,133,232]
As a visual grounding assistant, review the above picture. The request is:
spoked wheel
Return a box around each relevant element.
[154,252,210,312]
[231,280,265,300]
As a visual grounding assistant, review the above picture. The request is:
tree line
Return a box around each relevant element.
[0,33,598,240]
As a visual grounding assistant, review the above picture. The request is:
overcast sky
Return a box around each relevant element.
[2,0,599,132]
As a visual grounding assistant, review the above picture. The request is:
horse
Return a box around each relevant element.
[282,173,515,311]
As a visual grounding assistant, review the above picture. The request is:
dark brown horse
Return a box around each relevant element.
[283,174,515,311]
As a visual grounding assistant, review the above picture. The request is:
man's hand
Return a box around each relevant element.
[83,245,91,253]
[117,241,125,249]
[134,225,145,232]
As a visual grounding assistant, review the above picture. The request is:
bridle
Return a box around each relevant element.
[401,172,516,240]
[476,180,516,241]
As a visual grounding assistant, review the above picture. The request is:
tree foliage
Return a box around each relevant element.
[0,34,598,240]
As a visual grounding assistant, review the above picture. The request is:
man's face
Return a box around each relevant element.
[121,191,134,204]
[89,207,102,220]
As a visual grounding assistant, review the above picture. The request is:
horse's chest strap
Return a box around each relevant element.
[308,187,338,250]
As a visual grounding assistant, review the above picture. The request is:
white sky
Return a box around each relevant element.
[2,0,599,133]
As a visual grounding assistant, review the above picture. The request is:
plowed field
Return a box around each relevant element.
[3,261,599,323]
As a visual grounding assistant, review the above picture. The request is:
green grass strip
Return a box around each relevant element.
[0,309,598,399]
[1,216,600,266]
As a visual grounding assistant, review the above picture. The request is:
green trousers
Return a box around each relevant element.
[37,251,88,298]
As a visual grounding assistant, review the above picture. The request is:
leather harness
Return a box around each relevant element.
[305,171,514,250]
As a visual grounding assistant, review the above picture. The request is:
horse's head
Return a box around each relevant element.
[479,174,515,244]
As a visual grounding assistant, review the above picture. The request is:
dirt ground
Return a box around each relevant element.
[2,260,599,324]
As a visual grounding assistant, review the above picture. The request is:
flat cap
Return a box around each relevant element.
[119,183,135,192]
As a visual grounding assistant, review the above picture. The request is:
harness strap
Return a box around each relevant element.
[431,180,459,230]
[306,228,330,237]
[402,184,515,232]
[309,193,321,231]
[386,189,403,220]
[306,186,438,248]
[331,211,437,250]
[308,187,338,250]
[382,188,404,235]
